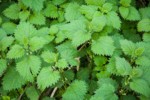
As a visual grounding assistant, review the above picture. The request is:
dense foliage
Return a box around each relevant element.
[0,0,150,99]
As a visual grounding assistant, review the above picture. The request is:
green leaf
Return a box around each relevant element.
[90,84,118,100]
[115,57,132,76]
[120,39,136,56]
[19,10,30,21]
[56,41,78,66]
[2,22,16,34]
[135,56,150,66]
[3,3,20,19]
[29,13,45,25]
[101,3,113,13]
[41,51,58,63]
[138,19,150,32]
[37,67,60,90]
[0,36,14,51]
[43,3,58,18]
[131,67,143,78]
[90,14,106,32]
[65,3,82,22]
[0,59,7,76]
[2,68,26,91]
[49,25,59,35]
[56,59,68,69]
[126,7,141,21]
[91,36,115,56]
[130,79,150,97]
[143,33,150,42]
[62,80,87,100]
[139,7,150,19]
[52,0,66,5]
[0,17,2,24]
[119,6,129,19]
[62,20,91,47]
[25,86,39,100]
[85,0,106,6]
[80,5,98,20]
[15,22,37,45]
[29,37,47,51]
[16,56,41,82]
[98,78,118,89]
[71,30,91,47]
[120,0,131,7]
[7,44,25,59]
[106,11,121,29]
[21,0,46,11]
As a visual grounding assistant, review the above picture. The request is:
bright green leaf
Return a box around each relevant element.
[37,67,60,90]
[7,44,25,59]
[91,36,115,56]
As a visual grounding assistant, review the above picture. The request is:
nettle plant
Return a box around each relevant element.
[0,0,150,99]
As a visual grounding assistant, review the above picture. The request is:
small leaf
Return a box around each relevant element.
[91,84,118,100]
[120,39,136,56]
[25,86,39,100]
[0,36,14,51]
[41,51,58,63]
[126,6,141,21]
[119,6,129,19]
[143,33,150,42]
[120,0,131,7]
[3,3,20,19]
[29,13,45,25]
[65,3,82,22]
[2,22,16,34]
[91,36,115,56]
[43,3,58,18]
[29,37,47,51]
[7,44,25,59]
[138,19,150,32]
[19,10,30,21]
[37,67,60,90]
[106,11,121,29]
[0,59,7,76]
[56,59,68,69]
[115,57,132,76]
[62,80,87,100]
[21,0,46,11]
[90,14,106,32]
